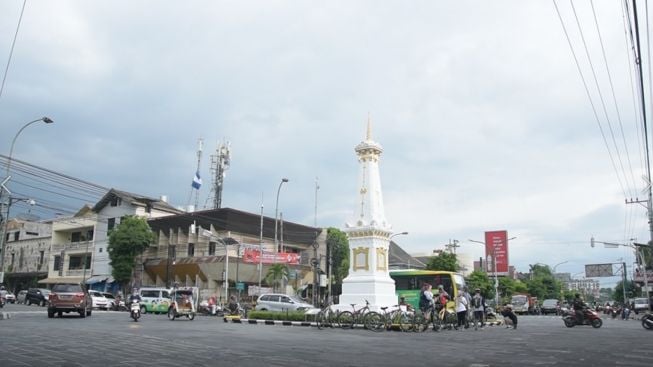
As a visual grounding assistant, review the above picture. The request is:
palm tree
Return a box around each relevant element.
[265,264,289,292]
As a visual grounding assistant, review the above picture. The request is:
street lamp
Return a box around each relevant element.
[274,178,289,257]
[553,261,569,273]
[0,117,53,284]
[390,231,408,240]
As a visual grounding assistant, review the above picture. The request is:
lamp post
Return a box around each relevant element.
[390,231,408,241]
[273,178,288,259]
[0,117,53,284]
[469,237,516,307]
[553,261,569,273]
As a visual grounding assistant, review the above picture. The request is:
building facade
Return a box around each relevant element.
[40,189,181,291]
[143,208,326,303]
[1,219,52,292]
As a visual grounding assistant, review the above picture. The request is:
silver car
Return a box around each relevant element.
[254,293,315,312]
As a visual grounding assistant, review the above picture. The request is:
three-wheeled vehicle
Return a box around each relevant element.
[167,286,196,321]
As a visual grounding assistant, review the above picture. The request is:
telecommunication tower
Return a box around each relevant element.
[205,141,231,209]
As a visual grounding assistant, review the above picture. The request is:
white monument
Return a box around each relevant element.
[339,120,397,309]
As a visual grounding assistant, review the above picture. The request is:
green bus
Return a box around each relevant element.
[389,270,466,310]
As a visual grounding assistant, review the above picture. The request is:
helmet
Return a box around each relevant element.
[475,288,481,292]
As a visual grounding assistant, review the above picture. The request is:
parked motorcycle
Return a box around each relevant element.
[130,300,141,322]
[642,313,653,330]
[563,308,603,328]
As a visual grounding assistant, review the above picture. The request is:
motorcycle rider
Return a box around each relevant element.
[227,295,240,316]
[572,293,586,324]
[129,289,142,306]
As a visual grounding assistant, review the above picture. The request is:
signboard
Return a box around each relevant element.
[242,249,300,265]
[633,271,653,283]
[585,264,614,277]
[485,230,509,275]
[236,282,245,291]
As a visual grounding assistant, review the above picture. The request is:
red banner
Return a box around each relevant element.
[485,230,509,274]
[243,249,300,265]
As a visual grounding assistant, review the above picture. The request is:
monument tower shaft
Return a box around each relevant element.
[339,119,396,309]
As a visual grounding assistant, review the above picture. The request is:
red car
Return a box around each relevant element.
[47,283,92,318]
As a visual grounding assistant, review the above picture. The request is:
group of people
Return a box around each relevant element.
[416,283,502,330]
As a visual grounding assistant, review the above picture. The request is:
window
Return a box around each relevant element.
[38,251,45,268]
[68,254,91,270]
[10,253,15,267]
[19,248,24,268]
[71,232,81,242]
[98,248,103,253]
[187,243,195,257]
[53,255,61,271]
[110,197,122,207]
[107,218,115,231]
[168,245,176,260]
[140,290,159,298]
[26,231,38,236]
[13,231,19,241]
[208,242,216,256]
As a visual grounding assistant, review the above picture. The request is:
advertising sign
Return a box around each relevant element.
[485,230,509,275]
[243,248,300,265]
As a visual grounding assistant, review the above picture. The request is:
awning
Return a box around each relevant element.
[85,275,108,285]
[38,276,84,284]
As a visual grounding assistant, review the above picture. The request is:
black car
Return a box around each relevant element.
[26,288,50,306]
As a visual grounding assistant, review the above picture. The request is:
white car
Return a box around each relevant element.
[88,290,109,309]
[4,291,16,303]
[254,293,315,312]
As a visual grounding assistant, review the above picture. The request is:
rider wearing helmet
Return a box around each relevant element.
[572,293,586,324]
[129,288,142,304]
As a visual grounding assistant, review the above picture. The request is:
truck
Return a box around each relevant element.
[511,294,534,315]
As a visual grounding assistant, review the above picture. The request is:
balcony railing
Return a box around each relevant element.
[51,241,93,252]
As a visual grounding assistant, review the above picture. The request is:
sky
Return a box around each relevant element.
[0,1,651,288]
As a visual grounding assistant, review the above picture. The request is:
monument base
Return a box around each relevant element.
[336,275,396,312]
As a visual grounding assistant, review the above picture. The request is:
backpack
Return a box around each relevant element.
[473,296,482,308]
[419,291,428,309]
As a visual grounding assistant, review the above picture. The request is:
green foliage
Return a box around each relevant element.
[107,215,154,289]
[327,227,349,284]
[525,264,562,300]
[613,280,637,303]
[425,252,458,272]
[465,271,495,300]
[265,264,289,292]
[499,277,528,299]
[247,310,309,321]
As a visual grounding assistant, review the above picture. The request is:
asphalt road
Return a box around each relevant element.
[1,303,652,367]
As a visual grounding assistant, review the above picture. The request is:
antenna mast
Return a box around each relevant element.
[205,141,231,209]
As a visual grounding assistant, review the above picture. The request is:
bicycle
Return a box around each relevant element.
[412,304,438,332]
[365,305,414,332]
[337,300,373,329]
[316,301,340,330]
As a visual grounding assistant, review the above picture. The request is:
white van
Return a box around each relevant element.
[138,287,171,314]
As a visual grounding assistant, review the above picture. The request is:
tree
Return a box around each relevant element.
[107,215,154,292]
[613,280,637,303]
[265,264,289,292]
[525,264,562,300]
[327,227,349,286]
[425,252,458,272]
[465,271,494,300]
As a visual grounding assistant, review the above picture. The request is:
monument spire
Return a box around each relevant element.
[338,117,396,310]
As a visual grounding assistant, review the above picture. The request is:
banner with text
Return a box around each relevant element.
[485,230,509,274]
[243,248,300,265]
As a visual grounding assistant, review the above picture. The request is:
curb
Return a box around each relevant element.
[224,317,314,327]
[222,317,505,328]
[0,312,12,320]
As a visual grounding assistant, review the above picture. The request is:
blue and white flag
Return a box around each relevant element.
[192,171,202,189]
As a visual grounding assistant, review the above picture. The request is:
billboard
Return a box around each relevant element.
[485,230,509,275]
[242,248,300,265]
